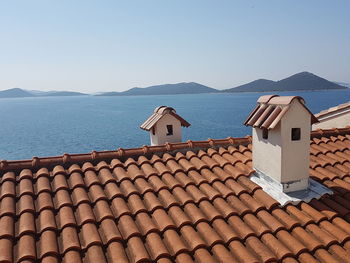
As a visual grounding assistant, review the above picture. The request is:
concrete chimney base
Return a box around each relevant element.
[250,169,332,206]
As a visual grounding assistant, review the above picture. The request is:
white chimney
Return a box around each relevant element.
[140,106,190,146]
[244,95,319,193]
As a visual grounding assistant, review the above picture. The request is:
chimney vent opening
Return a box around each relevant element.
[166,125,173,136]
[291,128,301,141]
[262,128,269,139]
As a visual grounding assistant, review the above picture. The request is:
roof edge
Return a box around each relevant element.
[315,101,350,119]
[0,136,250,172]
[1,127,349,172]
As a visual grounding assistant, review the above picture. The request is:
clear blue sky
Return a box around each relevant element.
[0,0,349,92]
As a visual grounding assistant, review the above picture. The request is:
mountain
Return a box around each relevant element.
[223,72,347,93]
[97,82,217,96]
[34,91,87,96]
[0,88,87,98]
[223,79,275,92]
[276,72,346,91]
[0,88,34,98]
[334,82,350,88]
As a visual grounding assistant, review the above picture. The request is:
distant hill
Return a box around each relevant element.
[0,88,34,98]
[334,82,350,88]
[97,82,217,96]
[223,72,347,93]
[0,88,87,98]
[34,91,87,96]
[1,72,346,98]
[224,79,276,92]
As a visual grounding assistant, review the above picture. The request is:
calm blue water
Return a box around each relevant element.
[0,90,349,160]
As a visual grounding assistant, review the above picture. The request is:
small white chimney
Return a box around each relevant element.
[244,95,319,193]
[140,106,190,146]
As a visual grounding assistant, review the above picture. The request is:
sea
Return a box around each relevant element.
[0,89,349,160]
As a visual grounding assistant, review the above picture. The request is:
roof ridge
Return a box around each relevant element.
[315,101,350,118]
[0,136,251,172]
[1,127,349,172]
[311,126,350,138]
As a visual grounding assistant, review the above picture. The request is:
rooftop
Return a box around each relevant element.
[315,101,350,120]
[1,127,350,262]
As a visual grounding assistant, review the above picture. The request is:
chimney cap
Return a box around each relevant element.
[154,105,176,114]
[140,106,191,131]
[244,95,319,129]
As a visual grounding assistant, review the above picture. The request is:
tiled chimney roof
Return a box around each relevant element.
[0,127,350,262]
[244,95,319,129]
[140,106,191,131]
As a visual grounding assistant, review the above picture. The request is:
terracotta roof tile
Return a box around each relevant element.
[56,206,76,229]
[193,248,217,263]
[16,212,35,238]
[329,244,350,262]
[291,226,322,252]
[297,252,319,263]
[180,225,206,251]
[0,196,15,217]
[98,218,122,245]
[152,208,176,232]
[58,226,80,254]
[256,210,285,233]
[36,192,54,213]
[126,236,150,263]
[246,235,276,262]
[243,213,271,236]
[212,218,239,243]
[228,215,255,240]
[55,189,73,210]
[145,232,170,260]
[118,214,142,240]
[17,194,35,215]
[37,230,59,259]
[84,245,107,263]
[135,212,158,236]
[163,229,188,256]
[105,241,129,263]
[2,128,350,262]
[0,216,14,239]
[15,234,36,262]
[158,189,179,209]
[228,240,259,263]
[76,203,96,225]
[0,238,13,263]
[211,243,239,263]
[196,221,223,247]
[275,230,307,256]
[79,223,102,250]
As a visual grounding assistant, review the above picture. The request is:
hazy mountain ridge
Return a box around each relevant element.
[98,72,347,96]
[334,82,350,88]
[97,82,217,96]
[0,72,347,98]
[0,88,87,98]
[223,72,347,93]
[0,88,34,98]
[35,91,87,96]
